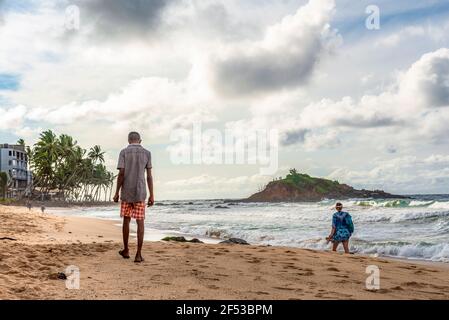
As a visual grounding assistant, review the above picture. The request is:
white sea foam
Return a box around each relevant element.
[428,201,449,209]
[50,196,449,263]
[355,243,449,262]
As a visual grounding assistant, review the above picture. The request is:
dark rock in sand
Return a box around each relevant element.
[49,272,67,280]
[162,236,204,244]
[219,238,250,245]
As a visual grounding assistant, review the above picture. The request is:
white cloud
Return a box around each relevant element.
[0,105,27,130]
[210,0,340,97]
[164,173,270,198]
[327,155,449,194]
[25,76,217,138]
[278,48,449,146]
[376,26,426,47]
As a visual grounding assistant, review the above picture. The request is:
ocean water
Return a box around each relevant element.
[51,195,449,263]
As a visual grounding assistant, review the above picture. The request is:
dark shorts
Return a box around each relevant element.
[332,228,351,242]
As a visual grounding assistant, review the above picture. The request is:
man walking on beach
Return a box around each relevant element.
[114,132,154,263]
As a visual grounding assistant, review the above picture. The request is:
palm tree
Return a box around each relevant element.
[27,131,113,203]
[88,145,105,165]
[31,130,60,195]
[17,138,25,146]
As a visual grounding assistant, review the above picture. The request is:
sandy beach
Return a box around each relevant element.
[1,205,449,300]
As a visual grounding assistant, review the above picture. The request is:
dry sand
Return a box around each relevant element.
[1,205,449,300]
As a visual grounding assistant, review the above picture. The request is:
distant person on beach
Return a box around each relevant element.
[326,203,354,254]
[27,201,32,211]
[114,132,154,263]
[40,205,45,214]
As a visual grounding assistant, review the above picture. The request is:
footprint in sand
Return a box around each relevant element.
[203,277,220,281]
[273,286,295,291]
[187,289,199,294]
[248,259,262,264]
[0,263,10,272]
[402,281,426,288]
[414,270,427,275]
[283,265,299,270]
[366,288,390,294]
[336,279,350,284]
[391,286,404,291]
[207,285,220,290]
[327,267,340,272]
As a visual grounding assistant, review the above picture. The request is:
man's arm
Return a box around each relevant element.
[147,168,154,207]
[113,168,125,203]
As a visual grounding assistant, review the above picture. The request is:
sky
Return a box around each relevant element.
[1,0,449,199]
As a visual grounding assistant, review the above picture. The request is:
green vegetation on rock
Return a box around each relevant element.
[282,169,340,194]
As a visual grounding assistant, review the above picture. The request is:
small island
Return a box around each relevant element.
[244,169,406,202]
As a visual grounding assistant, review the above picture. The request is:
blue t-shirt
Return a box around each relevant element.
[332,211,354,233]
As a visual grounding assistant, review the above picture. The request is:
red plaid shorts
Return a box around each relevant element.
[120,201,146,221]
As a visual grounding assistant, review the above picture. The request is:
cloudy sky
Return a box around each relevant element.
[1,0,449,199]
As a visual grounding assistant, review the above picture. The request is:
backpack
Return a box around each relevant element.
[345,214,354,234]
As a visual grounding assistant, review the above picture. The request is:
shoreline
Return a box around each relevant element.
[1,205,449,300]
[47,206,449,265]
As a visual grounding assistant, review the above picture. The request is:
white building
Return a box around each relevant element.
[0,144,33,198]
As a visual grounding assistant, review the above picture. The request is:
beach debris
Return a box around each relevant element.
[162,236,204,244]
[219,238,250,245]
[0,237,17,241]
[48,272,67,280]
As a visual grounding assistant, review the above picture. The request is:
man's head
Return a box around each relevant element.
[336,202,343,211]
[128,132,142,144]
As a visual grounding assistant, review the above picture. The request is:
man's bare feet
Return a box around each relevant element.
[134,253,145,263]
[119,249,130,259]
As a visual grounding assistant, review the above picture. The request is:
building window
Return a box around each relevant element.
[9,150,12,156]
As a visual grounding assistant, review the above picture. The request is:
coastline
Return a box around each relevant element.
[1,205,449,300]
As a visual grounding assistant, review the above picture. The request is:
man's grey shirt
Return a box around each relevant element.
[117,144,152,203]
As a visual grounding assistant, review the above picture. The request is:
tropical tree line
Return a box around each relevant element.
[25,130,115,202]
